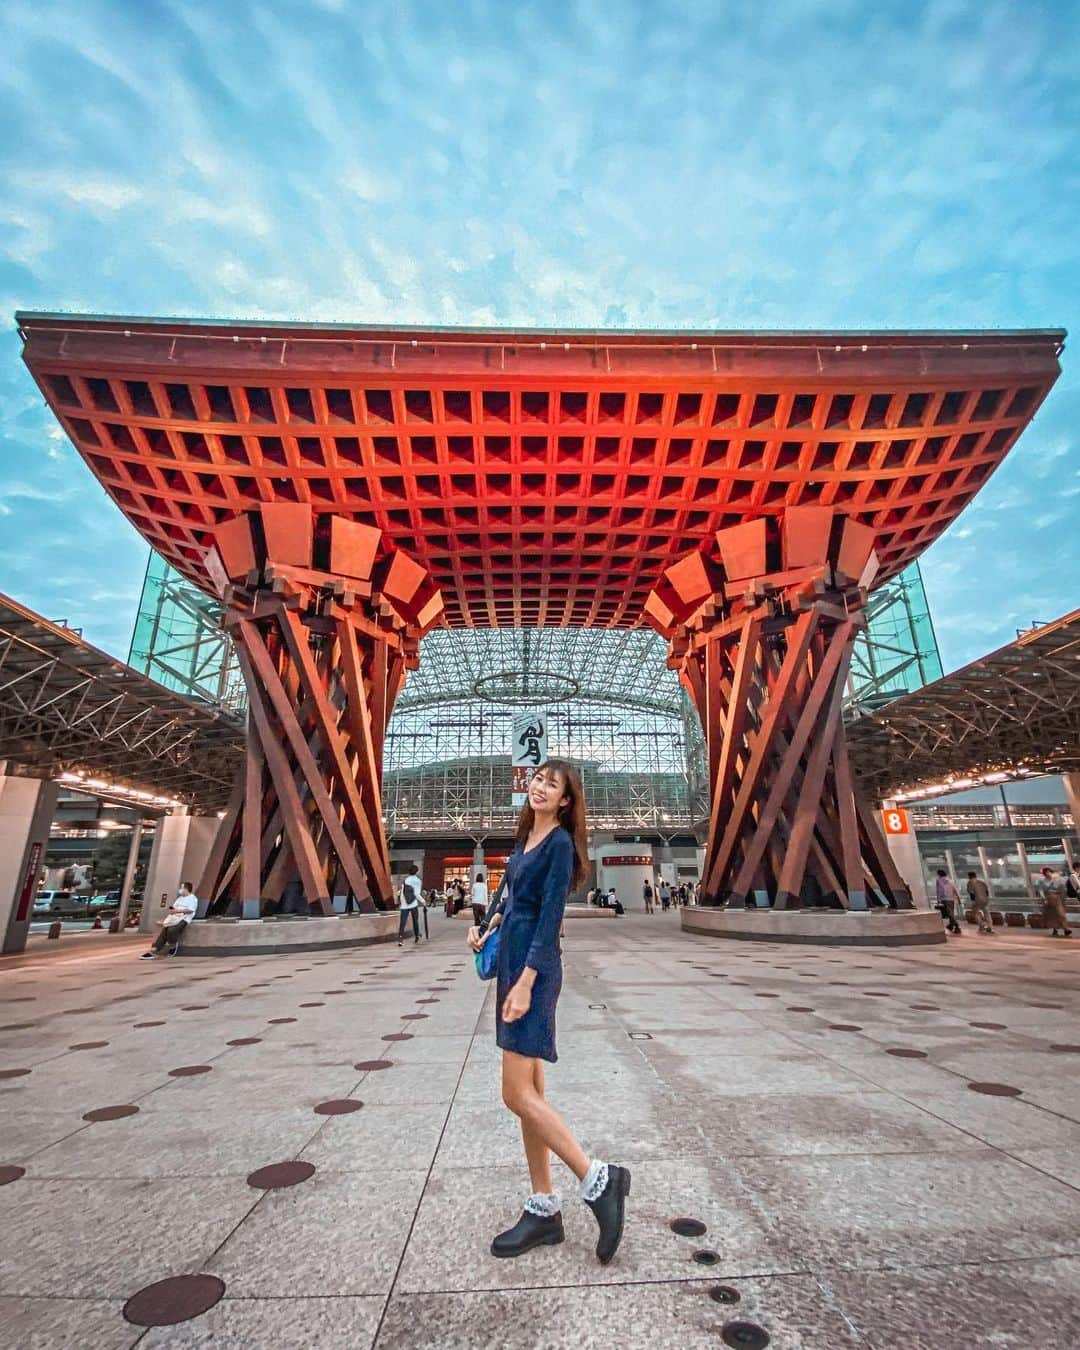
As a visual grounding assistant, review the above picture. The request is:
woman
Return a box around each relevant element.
[469,759,631,1264]
[471,870,489,927]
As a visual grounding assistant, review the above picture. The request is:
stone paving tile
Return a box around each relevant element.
[299,1100,449,1172]
[0,1176,258,1298]
[139,1295,384,1348]
[205,1168,428,1299]
[28,1102,321,1179]
[0,1295,140,1349]
[378,1274,864,1349]
[734,1149,1080,1271]
[825,1255,1080,1348]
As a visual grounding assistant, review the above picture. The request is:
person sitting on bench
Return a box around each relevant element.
[141,882,198,958]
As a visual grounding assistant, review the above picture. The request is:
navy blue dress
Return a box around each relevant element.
[495,827,574,1063]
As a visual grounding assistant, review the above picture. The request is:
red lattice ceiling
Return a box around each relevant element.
[18,316,1063,630]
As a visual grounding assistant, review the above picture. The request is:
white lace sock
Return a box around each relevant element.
[524,1191,561,1217]
[579,1159,609,1202]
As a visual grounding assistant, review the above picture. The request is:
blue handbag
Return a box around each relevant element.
[474,876,506,980]
[474,924,500,980]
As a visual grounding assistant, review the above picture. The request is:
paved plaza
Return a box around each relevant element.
[2,914,1080,1348]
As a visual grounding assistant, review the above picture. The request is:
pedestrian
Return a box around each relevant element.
[468,759,630,1264]
[966,872,994,934]
[643,879,653,914]
[934,869,962,934]
[1037,867,1073,938]
[397,864,422,945]
[472,870,489,927]
[141,881,197,959]
[659,880,670,911]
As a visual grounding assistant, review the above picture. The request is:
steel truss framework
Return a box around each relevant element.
[384,699,691,835]
[18,315,1062,908]
[849,609,1080,799]
[0,593,240,803]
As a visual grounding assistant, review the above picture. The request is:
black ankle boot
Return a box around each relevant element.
[491,1209,565,1259]
[584,1164,631,1265]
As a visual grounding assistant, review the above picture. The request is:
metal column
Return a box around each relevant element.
[115,819,145,932]
[1016,841,1035,900]
[977,844,993,896]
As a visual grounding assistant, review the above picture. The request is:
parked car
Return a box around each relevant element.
[33,890,73,914]
[88,891,122,910]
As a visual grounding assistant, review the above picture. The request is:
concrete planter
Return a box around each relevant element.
[681,906,946,946]
[177,911,398,956]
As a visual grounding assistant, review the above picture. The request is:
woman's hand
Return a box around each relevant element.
[502,979,532,1023]
[467,925,491,953]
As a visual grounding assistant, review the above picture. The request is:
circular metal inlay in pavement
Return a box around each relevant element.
[84,1104,140,1122]
[1049,1044,1080,1053]
[300,1002,325,1008]
[268,1017,297,1025]
[692,1249,719,1265]
[886,1048,928,1059]
[911,1004,939,1011]
[669,1217,707,1237]
[786,1007,814,1013]
[722,1320,770,1349]
[227,1037,261,1046]
[709,1286,741,1305]
[354,1060,393,1071]
[828,1024,862,1032]
[123,1273,225,1327]
[970,1022,1007,1031]
[168,1065,212,1077]
[134,1021,167,1029]
[0,1164,26,1184]
[382,1032,413,1042]
[313,1099,364,1115]
[246,1160,316,1189]
[70,1041,109,1050]
[0,1068,31,1079]
[967,1082,1022,1097]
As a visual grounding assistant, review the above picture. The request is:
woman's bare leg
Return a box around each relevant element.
[518,1058,553,1193]
[502,1050,589,1183]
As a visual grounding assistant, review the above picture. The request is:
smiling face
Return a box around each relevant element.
[528,765,570,818]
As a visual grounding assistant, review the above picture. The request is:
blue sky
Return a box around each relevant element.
[0,0,1077,670]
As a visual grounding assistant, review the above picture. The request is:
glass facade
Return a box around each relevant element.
[384,699,692,834]
[847,562,943,714]
[128,554,245,712]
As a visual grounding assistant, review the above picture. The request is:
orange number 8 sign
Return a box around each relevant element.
[881,808,909,835]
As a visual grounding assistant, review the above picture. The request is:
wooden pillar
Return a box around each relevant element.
[199,507,443,916]
[644,508,912,912]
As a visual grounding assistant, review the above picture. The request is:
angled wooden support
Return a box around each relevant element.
[198,508,443,917]
[643,508,908,912]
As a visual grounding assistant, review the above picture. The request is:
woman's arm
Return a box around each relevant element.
[523,832,573,978]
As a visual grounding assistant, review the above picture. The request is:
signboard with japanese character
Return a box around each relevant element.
[511,710,548,807]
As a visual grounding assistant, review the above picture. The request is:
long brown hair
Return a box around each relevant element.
[514,758,589,889]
